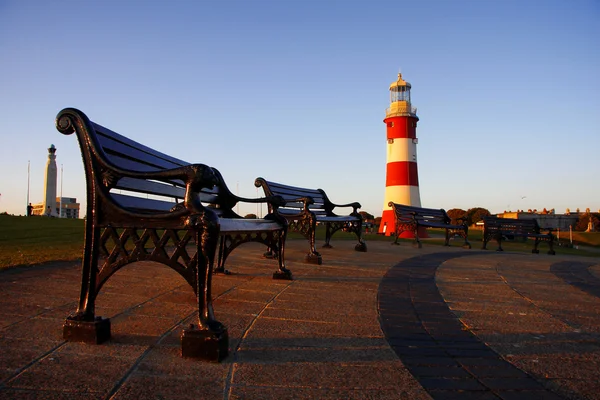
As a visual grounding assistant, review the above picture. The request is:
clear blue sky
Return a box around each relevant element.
[1,0,598,218]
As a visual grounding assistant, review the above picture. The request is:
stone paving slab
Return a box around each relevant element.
[0,239,599,399]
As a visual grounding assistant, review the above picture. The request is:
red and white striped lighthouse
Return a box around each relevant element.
[379,73,422,236]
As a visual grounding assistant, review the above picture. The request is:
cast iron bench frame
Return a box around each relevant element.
[482,216,555,255]
[255,178,367,265]
[388,202,471,249]
[56,108,290,362]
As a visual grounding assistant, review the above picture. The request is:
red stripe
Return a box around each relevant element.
[385,116,418,139]
[386,161,419,187]
[379,210,395,235]
[378,209,429,238]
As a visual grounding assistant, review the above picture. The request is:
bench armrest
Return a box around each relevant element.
[115,163,218,214]
[272,196,315,218]
[282,196,315,212]
[330,201,361,213]
[230,194,287,209]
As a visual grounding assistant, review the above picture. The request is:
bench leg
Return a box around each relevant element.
[444,229,451,246]
[323,222,334,248]
[307,224,322,264]
[273,228,293,280]
[214,236,231,275]
[412,227,422,249]
[482,231,493,250]
[64,226,111,344]
[182,212,228,362]
[531,237,539,254]
[548,238,556,255]
[392,226,403,245]
[353,220,367,252]
[462,227,472,249]
[495,234,504,252]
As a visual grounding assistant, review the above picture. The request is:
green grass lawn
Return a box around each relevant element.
[0,215,85,269]
[1,215,599,270]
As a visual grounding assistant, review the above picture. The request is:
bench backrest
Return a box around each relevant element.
[254,178,331,217]
[483,216,540,235]
[92,122,189,213]
[58,108,237,216]
[389,203,450,225]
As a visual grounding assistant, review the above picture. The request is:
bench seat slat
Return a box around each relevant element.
[417,222,464,230]
[219,218,282,233]
[317,216,359,223]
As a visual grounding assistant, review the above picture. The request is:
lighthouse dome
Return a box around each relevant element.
[389,73,411,90]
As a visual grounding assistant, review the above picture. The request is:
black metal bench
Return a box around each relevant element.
[388,202,471,248]
[254,178,367,265]
[55,108,290,362]
[482,216,555,254]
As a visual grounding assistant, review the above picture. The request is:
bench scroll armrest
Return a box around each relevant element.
[288,196,315,211]
[127,164,218,214]
[330,201,362,214]
[230,193,287,209]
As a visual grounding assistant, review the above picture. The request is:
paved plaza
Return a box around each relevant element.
[1,239,599,399]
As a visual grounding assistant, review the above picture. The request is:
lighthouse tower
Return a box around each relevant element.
[43,144,58,217]
[379,73,422,236]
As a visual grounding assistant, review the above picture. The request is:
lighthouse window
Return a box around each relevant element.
[391,86,411,103]
[387,122,394,128]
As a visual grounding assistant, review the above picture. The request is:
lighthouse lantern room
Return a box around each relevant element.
[379,73,422,236]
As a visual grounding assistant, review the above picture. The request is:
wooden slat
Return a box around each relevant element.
[114,177,185,200]
[94,122,189,168]
[219,218,282,233]
[111,193,177,212]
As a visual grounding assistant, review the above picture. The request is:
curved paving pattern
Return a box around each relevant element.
[3,241,599,399]
[378,252,566,399]
[551,260,600,299]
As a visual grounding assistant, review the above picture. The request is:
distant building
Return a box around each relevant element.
[31,197,80,218]
[31,145,81,218]
[496,210,578,230]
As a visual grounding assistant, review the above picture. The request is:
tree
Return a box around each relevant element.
[374,216,382,228]
[446,208,467,225]
[244,213,257,219]
[466,207,491,226]
[359,211,374,220]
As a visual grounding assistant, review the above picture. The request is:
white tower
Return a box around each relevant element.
[43,144,58,216]
[379,73,422,236]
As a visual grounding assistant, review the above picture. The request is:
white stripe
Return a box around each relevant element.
[386,139,417,163]
[382,185,421,209]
